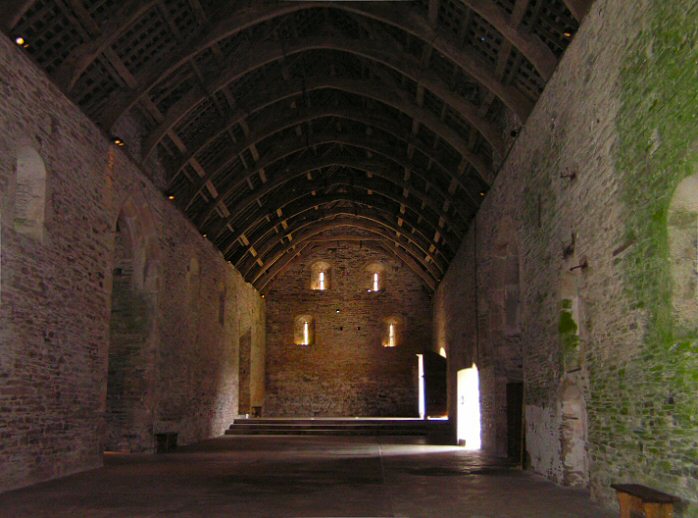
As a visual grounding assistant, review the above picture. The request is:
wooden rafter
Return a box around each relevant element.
[227,193,452,273]
[143,41,505,160]
[220,192,455,267]
[202,156,467,243]
[98,2,536,130]
[240,211,443,281]
[178,106,486,212]
[249,217,439,288]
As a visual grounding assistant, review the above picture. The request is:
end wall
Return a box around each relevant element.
[265,243,432,417]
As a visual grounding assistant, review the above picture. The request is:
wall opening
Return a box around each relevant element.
[382,316,402,348]
[669,173,698,332]
[310,260,331,290]
[13,145,47,242]
[365,262,386,292]
[559,376,589,487]
[293,314,315,346]
[238,328,252,415]
[105,213,153,452]
[506,382,524,463]
[457,364,481,450]
[417,354,425,419]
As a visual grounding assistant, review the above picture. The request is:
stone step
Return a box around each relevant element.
[225,418,449,437]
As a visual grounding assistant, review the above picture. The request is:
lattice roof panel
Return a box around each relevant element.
[4,0,591,291]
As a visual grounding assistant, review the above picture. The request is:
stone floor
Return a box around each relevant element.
[0,436,615,517]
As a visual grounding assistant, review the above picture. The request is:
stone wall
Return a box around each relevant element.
[0,36,264,493]
[434,0,698,513]
[265,243,432,417]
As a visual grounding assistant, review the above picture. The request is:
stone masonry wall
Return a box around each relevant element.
[265,243,432,417]
[434,0,698,513]
[0,36,264,493]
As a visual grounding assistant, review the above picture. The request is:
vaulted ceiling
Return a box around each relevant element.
[2,0,591,292]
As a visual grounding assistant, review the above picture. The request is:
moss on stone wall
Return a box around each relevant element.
[559,299,579,370]
[606,0,698,511]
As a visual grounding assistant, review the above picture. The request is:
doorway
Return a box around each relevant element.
[457,364,481,450]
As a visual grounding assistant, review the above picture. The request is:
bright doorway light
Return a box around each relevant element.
[417,354,425,419]
[457,364,481,450]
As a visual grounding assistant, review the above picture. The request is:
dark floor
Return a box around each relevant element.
[0,436,614,517]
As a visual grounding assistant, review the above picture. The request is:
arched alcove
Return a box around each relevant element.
[293,314,315,346]
[365,262,386,292]
[382,316,403,348]
[105,198,160,452]
[13,145,47,242]
[559,376,589,487]
[668,174,698,332]
[310,260,331,290]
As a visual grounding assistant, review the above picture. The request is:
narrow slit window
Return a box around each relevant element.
[294,315,314,346]
[303,321,310,345]
[383,317,401,348]
[372,272,380,292]
[310,261,331,290]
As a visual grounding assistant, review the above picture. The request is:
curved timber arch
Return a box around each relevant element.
[100,3,536,129]
[222,191,456,264]
[240,212,444,281]
[156,75,493,184]
[210,173,463,260]
[231,198,451,275]
[256,239,436,294]
[182,113,484,218]
[52,0,554,99]
[147,48,504,160]
[248,217,440,287]
[203,155,468,242]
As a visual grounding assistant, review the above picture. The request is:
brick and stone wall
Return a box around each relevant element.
[0,36,264,493]
[434,0,698,513]
[265,243,432,417]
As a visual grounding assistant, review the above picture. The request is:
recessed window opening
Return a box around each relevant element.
[294,315,314,346]
[382,316,401,348]
[13,144,47,242]
[310,261,331,291]
[365,262,386,292]
[303,320,310,345]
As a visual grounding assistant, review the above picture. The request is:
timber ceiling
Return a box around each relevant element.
[2,0,591,293]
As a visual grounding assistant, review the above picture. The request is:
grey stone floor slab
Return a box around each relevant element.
[0,436,615,517]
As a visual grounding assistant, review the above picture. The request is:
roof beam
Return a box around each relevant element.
[562,0,593,22]
[0,0,35,32]
[240,211,442,281]
[99,2,536,130]
[141,38,505,159]
[249,217,438,289]
[220,192,454,267]
[53,0,160,90]
[228,193,450,273]
[177,106,485,211]
[202,154,467,244]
